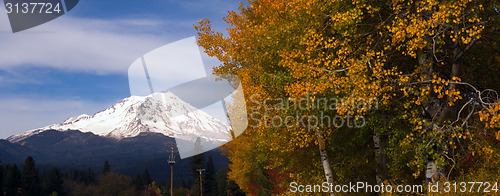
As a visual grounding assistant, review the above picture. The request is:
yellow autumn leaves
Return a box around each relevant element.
[479,102,500,129]
[195,0,500,193]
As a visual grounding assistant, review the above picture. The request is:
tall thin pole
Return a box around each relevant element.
[196,168,205,196]
[171,164,173,195]
[167,145,177,196]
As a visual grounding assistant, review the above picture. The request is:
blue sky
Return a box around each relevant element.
[0,0,241,138]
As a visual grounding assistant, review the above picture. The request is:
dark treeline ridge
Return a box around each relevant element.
[0,155,244,196]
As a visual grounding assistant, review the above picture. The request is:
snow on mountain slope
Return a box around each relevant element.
[7,92,232,145]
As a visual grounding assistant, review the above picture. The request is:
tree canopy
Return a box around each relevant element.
[195,0,500,194]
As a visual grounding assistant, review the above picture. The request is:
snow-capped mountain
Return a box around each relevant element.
[7,92,232,146]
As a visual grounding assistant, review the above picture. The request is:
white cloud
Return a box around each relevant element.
[0,98,113,139]
[0,12,197,74]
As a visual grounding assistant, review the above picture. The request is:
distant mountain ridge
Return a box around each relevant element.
[1,92,231,181]
[8,92,231,144]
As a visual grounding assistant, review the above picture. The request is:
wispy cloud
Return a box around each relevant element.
[0,14,196,74]
[0,98,113,138]
[0,69,45,86]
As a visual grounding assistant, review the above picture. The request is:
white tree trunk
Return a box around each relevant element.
[319,146,335,196]
[316,127,335,195]
[425,159,444,184]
